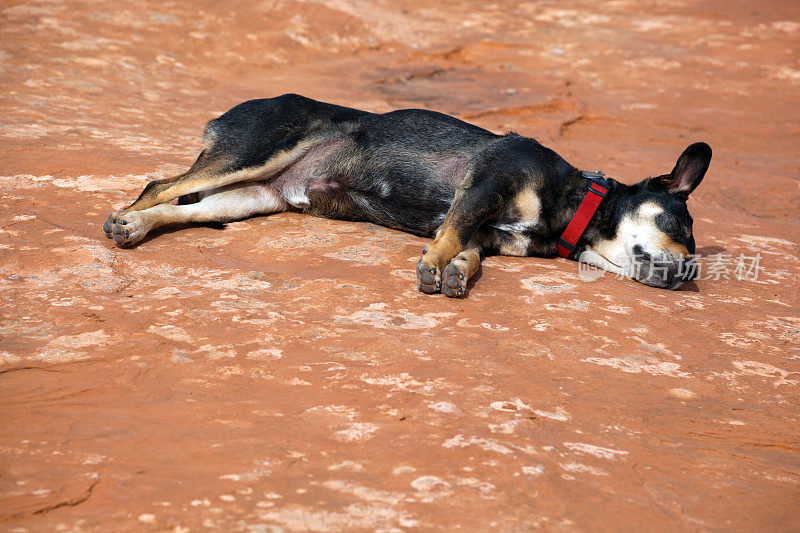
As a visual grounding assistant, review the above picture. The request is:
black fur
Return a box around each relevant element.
[206,95,607,248]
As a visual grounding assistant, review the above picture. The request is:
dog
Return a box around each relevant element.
[103,93,712,295]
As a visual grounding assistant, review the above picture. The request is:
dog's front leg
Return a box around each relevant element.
[439,241,483,297]
[417,185,502,294]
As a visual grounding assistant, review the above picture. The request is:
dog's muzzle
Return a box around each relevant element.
[631,245,695,290]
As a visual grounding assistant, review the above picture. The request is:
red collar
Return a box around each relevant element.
[557,171,610,258]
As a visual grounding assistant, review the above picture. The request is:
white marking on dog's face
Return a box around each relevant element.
[588,201,664,264]
[583,201,693,289]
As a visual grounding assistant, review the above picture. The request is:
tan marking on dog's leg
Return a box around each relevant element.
[105,182,286,247]
[127,140,318,213]
[105,140,320,236]
[425,226,463,268]
[441,243,482,298]
[124,168,221,213]
[104,171,195,225]
[417,225,464,293]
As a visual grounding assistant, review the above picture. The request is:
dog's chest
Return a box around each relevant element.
[488,219,541,234]
[483,186,552,256]
[490,186,546,235]
[486,219,540,256]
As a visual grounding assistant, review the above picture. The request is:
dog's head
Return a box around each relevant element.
[582,142,712,289]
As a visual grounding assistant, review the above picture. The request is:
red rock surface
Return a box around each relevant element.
[1,0,799,530]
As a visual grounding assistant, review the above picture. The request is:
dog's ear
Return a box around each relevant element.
[649,142,712,197]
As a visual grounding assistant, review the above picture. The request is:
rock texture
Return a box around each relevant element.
[1,0,799,530]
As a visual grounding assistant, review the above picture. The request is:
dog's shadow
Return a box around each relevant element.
[674,280,699,292]
[128,221,489,299]
[131,221,229,247]
[121,228,707,297]
[696,245,726,255]
[673,245,728,292]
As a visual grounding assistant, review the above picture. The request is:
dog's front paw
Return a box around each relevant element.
[416,259,441,294]
[441,258,468,298]
[103,210,149,247]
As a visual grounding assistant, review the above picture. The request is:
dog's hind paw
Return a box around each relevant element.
[102,211,122,239]
[416,260,441,294]
[103,210,150,247]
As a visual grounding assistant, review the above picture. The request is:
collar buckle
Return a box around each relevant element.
[581,170,609,189]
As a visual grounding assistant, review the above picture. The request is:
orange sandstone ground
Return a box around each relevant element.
[1,0,798,530]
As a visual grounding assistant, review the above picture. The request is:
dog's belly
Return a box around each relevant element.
[269,137,464,236]
[304,188,449,236]
[269,137,344,207]
[266,109,505,236]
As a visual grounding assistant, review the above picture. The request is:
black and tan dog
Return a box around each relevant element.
[104,94,712,295]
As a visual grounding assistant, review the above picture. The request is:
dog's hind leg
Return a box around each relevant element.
[113,140,315,214]
[103,137,318,237]
[104,182,286,247]
[416,185,503,294]
[107,144,220,219]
